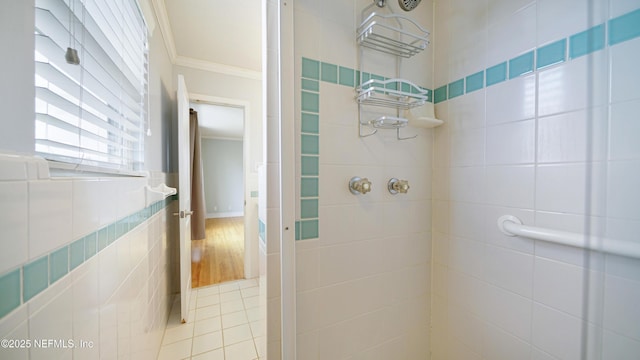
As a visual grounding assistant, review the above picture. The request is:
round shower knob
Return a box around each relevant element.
[349,177,372,195]
[388,178,410,194]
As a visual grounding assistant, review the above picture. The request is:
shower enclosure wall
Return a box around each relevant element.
[270,0,640,358]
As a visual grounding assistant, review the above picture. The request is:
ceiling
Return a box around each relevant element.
[150,0,261,138]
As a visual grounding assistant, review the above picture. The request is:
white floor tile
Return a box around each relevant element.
[197,285,220,298]
[161,322,194,345]
[195,304,221,321]
[243,295,260,310]
[157,338,191,360]
[192,331,223,356]
[194,316,222,336]
[222,310,249,329]
[238,278,259,289]
[158,278,262,360]
[220,290,242,302]
[219,282,240,293]
[191,348,225,360]
[197,294,221,308]
[246,308,261,322]
[223,324,253,346]
[221,299,246,314]
[241,286,259,298]
[224,339,258,360]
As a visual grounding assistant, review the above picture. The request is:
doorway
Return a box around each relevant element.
[188,98,257,288]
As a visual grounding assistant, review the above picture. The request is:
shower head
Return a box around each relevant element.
[398,0,421,11]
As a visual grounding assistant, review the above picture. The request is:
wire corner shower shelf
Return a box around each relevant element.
[356,2,431,140]
[357,11,430,58]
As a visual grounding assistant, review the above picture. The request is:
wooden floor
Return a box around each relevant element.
[191,217,244,288]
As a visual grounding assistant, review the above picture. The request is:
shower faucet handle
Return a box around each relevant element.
[349,177,372,195]
[388,178,410,194]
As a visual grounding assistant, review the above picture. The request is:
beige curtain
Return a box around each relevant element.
[189,109,206,240]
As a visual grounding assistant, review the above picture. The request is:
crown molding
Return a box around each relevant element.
[151,0,177,62]
[175,56,262,80]
[149,0,262,81]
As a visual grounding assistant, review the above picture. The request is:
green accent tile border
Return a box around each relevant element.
[0,197,176,320]
[448,79,464,99]
[70,238,84,270]
[569,24,605,59]
[301,91,320,113]
[609,8,640,45]
[84,233,97,260]
[466,71,484,93]
[302,57,320,80]
[23,256,48,302]
[537,39,566,69]
[301,112,319,134]
[339,66,355,87]
[302,78,319,92]
[49,246,68,283]
[300,220,319,240]
[434,85,447,104]
[301,134,319,155]
[321,62,338,83]
[509,51,534,79]
[486,62,507,87]
[301,177,319,197]
[258,218,266,245]
[300,199,319,219]
[301,156,319,176]
[250,191,259,198]
[0,269,21,318]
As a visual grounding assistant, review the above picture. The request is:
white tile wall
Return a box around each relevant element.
[433,1,640,359]
[0,155,175,360]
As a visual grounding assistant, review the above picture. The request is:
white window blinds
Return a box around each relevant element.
[35,0,148,172]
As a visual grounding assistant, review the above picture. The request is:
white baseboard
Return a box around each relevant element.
[207,211,244,219]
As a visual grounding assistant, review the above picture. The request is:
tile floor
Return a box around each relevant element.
[157,278,264,360]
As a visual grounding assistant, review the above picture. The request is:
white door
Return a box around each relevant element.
[177,75,192,323]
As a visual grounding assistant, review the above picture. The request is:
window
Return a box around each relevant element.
[34,0,148,173]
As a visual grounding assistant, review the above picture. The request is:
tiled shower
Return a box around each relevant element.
[285,0,640,358]
[1,0,639,359]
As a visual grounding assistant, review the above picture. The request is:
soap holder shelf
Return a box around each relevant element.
[356,78,429,109]
[357,11,430,58]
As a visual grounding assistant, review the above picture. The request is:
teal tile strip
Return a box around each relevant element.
[321,62,338,83]
[302,78,319,92]
[339,66,355,87]
[0,269,21,318]
[300,178,319,197]
[301,91,319,113]
[609,8,640,45]
[300,57,322,240]
[466,71,484,93]
[0,196,176,320]
[300,220,319,240]
[421,8,640,105]
[509,51,534,79]
[537,39,566,69]
[301,134,319,155]
[49,246,68,283]
[23,256,48,302]
[258,218,266,245]
[448,79,464,99]
[301,113,319,134]
[300,199,319,219]
[486,62,507,87]
[569,24,605,59]
[434,85,447,104]
[302,58,320,80]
